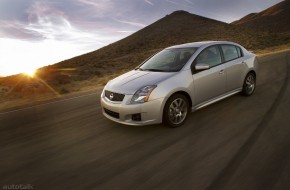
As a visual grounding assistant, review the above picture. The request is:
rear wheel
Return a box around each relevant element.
[163,94,189,128]
[241,72,256,96]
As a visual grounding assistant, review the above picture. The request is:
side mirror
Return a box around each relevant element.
[195,63,210,71]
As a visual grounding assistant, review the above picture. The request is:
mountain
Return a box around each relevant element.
[35,7,290,93]
[39,11,257,82]
[232,0,290,32]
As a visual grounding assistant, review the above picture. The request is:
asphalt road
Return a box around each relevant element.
[0,51,290,190]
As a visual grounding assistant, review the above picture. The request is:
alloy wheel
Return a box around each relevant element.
[245,74,255,94]
[168,98,188,125]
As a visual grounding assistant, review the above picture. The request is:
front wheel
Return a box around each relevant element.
[241,72,256,96]
[163,94,189,128]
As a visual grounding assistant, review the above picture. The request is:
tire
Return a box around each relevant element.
[163,94,189,128]
[241,72,256,96]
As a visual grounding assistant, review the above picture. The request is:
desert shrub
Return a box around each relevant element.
[60,87,69,94]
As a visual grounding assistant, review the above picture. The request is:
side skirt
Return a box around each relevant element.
[191,88,242,112]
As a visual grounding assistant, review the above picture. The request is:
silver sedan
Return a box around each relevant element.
[100,41,258,127]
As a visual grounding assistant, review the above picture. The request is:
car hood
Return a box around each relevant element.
[105,70,176,94]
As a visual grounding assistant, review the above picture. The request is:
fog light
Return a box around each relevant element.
[132,113,141,121]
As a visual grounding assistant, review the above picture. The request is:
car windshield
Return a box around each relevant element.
[137,48,197,72]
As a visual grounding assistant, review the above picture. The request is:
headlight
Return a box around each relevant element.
[131,85,157,104]
[101,80,111,97]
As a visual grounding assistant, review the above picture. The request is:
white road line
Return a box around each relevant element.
[0,92,99,115]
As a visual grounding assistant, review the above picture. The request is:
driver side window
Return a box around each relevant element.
[196,46,222,67]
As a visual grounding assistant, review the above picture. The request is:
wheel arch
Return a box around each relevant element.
[161,90,192,120]
[241,70,256,96]
[248,70,256,77]
[242,69,256,85]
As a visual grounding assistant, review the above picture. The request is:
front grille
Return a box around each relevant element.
[105,90,125,102]
[104,108,119,119]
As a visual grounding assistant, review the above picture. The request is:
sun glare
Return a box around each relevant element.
[23,68,36,78]
[0,38,90,77]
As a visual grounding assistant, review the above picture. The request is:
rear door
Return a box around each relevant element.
[220,44,246,92]
[191,45,226,105]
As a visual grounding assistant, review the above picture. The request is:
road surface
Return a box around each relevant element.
[0,51,290,190]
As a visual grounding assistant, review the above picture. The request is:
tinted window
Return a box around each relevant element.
[236,46,243,57]
[138,48,197,72]
[221,45,239,62]
[196,46,222,67]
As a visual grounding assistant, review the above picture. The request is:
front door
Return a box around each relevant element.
[192,45,226,105]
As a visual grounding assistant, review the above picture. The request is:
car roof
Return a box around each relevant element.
[167,41,239,49]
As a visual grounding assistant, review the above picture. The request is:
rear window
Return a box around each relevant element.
[236,46,243,57]
[221,45,240,62]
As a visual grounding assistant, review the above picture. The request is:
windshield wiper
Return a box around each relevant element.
[142,69,165,72]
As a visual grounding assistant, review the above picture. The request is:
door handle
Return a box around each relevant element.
[219,70,224,74]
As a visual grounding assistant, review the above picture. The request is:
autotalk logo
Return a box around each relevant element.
[2,184,34,190]
[109,93,114,100]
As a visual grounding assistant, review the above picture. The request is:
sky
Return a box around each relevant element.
[0,0,284,76]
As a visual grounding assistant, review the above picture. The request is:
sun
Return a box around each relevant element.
[23,68,36,78]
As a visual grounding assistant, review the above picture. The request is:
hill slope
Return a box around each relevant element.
[233,0,290,32]
[34,8,290,93]
[40,11,263,81]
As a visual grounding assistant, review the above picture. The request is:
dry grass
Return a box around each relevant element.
[0,71,128,111]
[254,43,290,56]
[0,93,57,111]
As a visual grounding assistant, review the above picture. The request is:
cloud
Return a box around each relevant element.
[0,0,283,42]
[25,15,119,46]
[165,0,179,6]
[0,20,43,40]
[185,0,195,6]
[0,0,284,41]
[117,30,135,33]
[114,19,146,28]
[144,0,154,6]
[76,0,113,17]
[165,0,183,6]
[165,0,195,9]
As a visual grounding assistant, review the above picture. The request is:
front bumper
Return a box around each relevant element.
[100,92,165,126]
